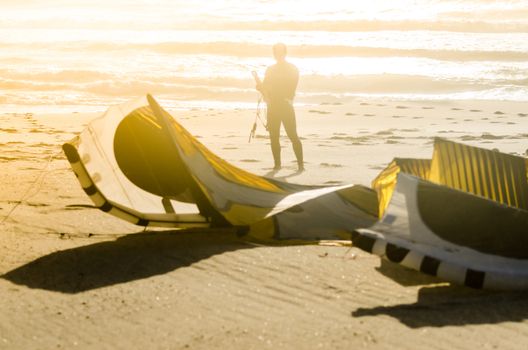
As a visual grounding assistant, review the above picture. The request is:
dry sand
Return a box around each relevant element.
[1,99,528,349]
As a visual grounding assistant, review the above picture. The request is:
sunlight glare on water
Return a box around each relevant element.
[1,0,528,112]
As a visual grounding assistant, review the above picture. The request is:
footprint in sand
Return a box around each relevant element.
[65,204,96,210]
[320,163,343,168]
[45,129,64,135]
[396,106,408,109]
[363,114,375,117]
[345,113,356,116]
[494,111,505,115]
[451,108,463,111]
[324,180,343,185]
[412,116,423,119]
[376,104,386,107]
[518,113,528,117]
[460,135,478,141]
[422,106,434,110]
[470,109,482,113]
[392,115,404,118]
[26,202,50,207]
[320,102,342,106]
[309,110,330,115]
[360,102,369,106]
[240,159,260,163]
[482,133,504,140]
[21,166,41,171]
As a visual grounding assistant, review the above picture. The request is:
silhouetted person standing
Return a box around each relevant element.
[256,43,304,171]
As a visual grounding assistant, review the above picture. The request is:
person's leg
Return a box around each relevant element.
[267,112,281,169]
[282,106,304,170]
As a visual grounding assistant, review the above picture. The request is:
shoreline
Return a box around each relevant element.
[3,96,528,115]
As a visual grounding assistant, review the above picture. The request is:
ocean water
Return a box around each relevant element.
[1,0,528,112]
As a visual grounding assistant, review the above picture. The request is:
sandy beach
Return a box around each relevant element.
[1,98,528,349]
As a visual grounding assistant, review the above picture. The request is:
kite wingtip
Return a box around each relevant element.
[146,93,155,105]
[62,142,80,163]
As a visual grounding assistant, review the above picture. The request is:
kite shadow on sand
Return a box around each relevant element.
[1,230,252,294]
[352,260,528,328]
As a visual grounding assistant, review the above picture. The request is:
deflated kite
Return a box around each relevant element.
[354,138,528,290]
[63,95,377,243]
[63,95,528,290]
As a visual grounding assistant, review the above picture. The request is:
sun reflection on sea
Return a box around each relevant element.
[1,0,528,112]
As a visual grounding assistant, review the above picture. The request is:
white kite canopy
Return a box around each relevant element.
[354,138,528,290]
[64,95,528,289]
[63,95,378,242]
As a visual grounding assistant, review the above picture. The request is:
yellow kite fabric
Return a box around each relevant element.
[429,138,528,210]
[63,95,377,242]
[64,97,528,289]
[371,158,431,217]
[354,138,528,290]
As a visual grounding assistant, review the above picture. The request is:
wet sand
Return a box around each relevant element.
[1,99,528,349]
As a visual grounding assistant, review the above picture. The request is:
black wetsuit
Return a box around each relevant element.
[263,60,304,169]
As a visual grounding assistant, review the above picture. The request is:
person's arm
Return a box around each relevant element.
[255,68,270,102]
[262,67,272,92]
[285,64,299,102]
[292,65,299,94]
[252,71,262,91]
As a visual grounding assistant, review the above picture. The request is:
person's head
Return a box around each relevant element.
[273,43,287,62]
